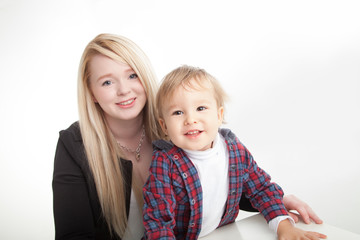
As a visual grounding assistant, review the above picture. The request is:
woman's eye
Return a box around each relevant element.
[172,111,183,116]
[129,73,138,79]
[197,106,206,111]
[102,80,112,86]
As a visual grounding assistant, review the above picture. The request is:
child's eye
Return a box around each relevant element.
[102,80,112,86]
[197,106,206,111]
[129,73,138,79]
[172,110,183,116]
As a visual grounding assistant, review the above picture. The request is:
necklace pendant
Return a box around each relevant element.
[118,125,145,162]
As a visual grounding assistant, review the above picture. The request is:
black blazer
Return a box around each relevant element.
[52,122,256,240]
[52,122,132,240]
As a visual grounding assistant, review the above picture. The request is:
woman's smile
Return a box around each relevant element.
[116,98,136,108]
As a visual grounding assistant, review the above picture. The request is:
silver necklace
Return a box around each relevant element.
[118,125,145,161]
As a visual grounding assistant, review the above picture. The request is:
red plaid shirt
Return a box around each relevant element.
[143,128,288,239]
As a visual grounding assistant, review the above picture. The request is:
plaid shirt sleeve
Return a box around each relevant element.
[234,137,289,222]
[143,149,177,240]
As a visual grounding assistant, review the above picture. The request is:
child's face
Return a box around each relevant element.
[159,79,224,151]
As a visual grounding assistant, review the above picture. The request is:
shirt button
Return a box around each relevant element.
[231,190,236,195]
[191,199,196,205]
[174,155,179,159]
[190,223,195,227]
[182,173,187,178]
[228,208,232,213]
[230,164,236,170]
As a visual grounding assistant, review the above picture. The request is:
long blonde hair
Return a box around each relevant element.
[77,33,160,237]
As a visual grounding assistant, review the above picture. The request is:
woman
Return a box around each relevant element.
[52,34,322,240]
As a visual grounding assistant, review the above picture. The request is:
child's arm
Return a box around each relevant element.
[143,150,176,240]
[238,141,288,222]
[240,194,323,224]
[236,138,326,239]
[277,219,327,240]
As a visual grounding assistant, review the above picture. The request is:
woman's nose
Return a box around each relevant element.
[116,80,131,96]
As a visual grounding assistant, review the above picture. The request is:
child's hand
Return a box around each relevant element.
[277,219,327,240]
[283,194,323,224]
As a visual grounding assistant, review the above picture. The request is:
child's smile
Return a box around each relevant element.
[184,129,203,138]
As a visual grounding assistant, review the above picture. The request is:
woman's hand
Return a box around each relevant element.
[283,195,323,224]
[277,219,327,240]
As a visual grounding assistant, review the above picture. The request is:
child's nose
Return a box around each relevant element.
[184,113,198,125]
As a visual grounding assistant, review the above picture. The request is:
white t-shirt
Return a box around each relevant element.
[184,133,229,237]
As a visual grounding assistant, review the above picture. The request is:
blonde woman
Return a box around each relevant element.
[52,34,323,240]
[53,33,160,240]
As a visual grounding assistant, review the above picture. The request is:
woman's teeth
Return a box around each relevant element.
[119,98,134,105]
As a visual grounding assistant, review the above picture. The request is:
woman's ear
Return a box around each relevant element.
[158,118,168,135]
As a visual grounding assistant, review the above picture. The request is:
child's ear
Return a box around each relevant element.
[217,106,224,125]
[158,118,168,135]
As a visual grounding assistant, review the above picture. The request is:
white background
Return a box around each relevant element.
[0,0,359,239]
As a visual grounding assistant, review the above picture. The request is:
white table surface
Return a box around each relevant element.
[200,213,360,240]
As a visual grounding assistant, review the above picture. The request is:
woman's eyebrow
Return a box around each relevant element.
[96,73,113,82]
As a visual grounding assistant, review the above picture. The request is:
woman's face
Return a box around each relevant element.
[89,54,147,123]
